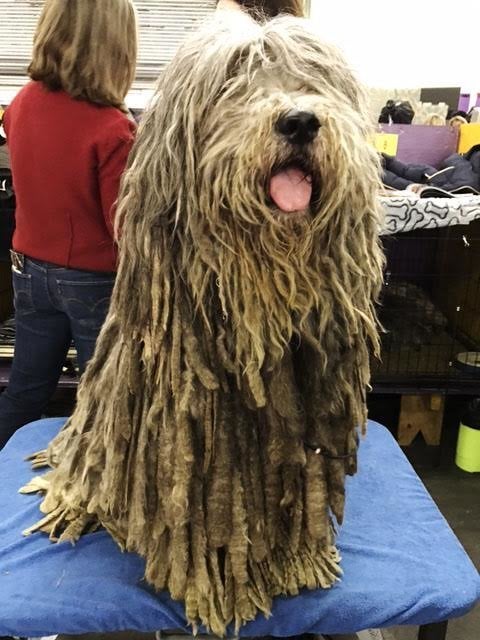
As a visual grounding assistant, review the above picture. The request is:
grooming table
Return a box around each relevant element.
[0,419,478,639]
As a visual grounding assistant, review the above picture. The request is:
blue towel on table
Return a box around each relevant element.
[0,418,478,638]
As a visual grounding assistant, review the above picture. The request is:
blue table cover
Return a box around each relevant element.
[0,418,478,638]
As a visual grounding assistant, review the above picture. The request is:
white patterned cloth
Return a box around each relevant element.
[381,195,480,235]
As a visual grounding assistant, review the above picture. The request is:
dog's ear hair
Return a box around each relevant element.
[223,45,250,81]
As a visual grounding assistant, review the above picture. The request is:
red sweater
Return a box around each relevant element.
[4,82,135,272]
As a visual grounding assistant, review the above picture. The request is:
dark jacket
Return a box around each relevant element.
[382,145,480,193]
[382,155,437,191]
[428,145,480,192]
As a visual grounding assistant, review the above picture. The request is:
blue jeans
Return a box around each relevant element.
[0,257,115,450]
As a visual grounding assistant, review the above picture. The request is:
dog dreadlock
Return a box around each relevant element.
[22,13,384,636]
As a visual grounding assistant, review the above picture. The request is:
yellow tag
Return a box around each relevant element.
[374,133,399,156]
[0,106,4,120]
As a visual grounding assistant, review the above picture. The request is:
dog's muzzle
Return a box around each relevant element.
[276,109,321,146]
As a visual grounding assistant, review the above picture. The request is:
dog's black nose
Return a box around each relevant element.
[276,110,321,145]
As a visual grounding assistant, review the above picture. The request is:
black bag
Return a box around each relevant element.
[0,112,6,147]
[0,168,15,262]
[379,99,415,125]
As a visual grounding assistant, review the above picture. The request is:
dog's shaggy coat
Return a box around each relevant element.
[22,14,384,635]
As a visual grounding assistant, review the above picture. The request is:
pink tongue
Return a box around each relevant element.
[269,168,312,213]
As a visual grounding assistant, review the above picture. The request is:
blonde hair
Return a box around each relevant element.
[28,0,137,110]
[425,114,445,126]
[449,115,468,128]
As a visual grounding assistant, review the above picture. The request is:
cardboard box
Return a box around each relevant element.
[458,123,480,154]
[378,124,458,166]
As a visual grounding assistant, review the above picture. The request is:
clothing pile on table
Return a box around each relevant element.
[0,108,9,170]
[0,128,14,261]
[382,144,480,197]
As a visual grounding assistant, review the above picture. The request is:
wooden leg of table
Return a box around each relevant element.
[398,394,445,446]
[418,620,449,640]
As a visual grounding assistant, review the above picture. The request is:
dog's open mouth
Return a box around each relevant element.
[269,161,319,214]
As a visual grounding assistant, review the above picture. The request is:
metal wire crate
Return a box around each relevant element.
[373,221,480,393]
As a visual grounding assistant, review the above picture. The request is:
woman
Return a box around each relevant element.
[216,0,306,17]
[0,0,137,450]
